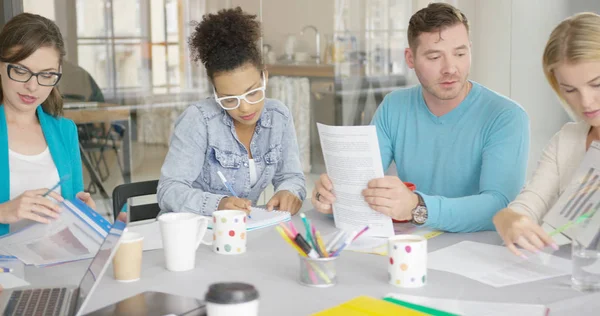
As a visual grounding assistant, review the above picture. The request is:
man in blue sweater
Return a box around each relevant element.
[311,3,529,233]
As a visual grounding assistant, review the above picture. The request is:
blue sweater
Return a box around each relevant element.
[373,81,530,232]
[0,105,84,236]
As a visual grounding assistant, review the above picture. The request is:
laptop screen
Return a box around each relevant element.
[75,211,128,313]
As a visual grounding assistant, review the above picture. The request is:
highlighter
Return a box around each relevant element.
[294,234,319,259]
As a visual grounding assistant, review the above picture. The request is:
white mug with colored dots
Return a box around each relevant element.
[212,210,247,255]
[387,235,427,288]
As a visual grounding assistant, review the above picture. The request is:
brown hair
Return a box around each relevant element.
[542,12,600,113]
[407,2,470,50]
[188,7,263,79]
[0,13,66,117]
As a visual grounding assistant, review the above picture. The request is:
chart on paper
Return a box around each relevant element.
[544,141,600,247]
[558,167,600,221]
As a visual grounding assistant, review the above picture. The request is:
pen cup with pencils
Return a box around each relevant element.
[298,255,338,287]
[274,213,370,288]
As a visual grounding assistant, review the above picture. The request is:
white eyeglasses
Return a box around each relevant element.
[213,72,266,110]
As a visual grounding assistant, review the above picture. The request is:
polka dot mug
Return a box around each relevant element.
[212,210,248,255]
[387,235,427,288]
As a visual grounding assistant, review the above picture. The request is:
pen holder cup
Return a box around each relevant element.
[298,255,338,288]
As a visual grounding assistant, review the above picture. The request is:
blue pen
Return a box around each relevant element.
[217,171,251,218]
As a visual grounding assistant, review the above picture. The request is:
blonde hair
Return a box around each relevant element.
[542,12,600,112]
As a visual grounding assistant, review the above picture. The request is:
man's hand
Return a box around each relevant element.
[311,174,335,214]
[362,176,418,221]
[266,190,302,215]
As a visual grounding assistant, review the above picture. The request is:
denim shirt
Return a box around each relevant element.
[157,98,306,216]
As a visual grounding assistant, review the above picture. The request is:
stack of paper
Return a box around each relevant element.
[385,293,548,316]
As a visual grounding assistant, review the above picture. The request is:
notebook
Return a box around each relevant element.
[208,207,291,231]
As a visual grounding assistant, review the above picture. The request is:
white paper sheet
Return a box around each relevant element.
[428,241,571,287]
[385,293,548,316]
[324,224,444,256]
[316,123,394,237]
[0,273,30,289]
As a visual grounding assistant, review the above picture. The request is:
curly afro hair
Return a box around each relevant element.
[189,7,263,79]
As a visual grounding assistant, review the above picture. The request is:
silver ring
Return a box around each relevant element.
[315,192,321,202]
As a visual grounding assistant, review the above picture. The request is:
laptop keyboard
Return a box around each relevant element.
[4,288,67,316]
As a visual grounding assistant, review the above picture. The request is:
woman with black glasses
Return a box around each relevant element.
[157,7,306,216]
[0,13,95,236]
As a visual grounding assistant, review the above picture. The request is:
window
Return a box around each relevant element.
[24,0,207,102]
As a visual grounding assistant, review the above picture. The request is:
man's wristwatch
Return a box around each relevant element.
[411,193,428,225]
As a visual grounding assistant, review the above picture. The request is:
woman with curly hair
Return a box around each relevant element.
[157,7,306,216]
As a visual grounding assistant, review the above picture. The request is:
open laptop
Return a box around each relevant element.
[0,212,128,316]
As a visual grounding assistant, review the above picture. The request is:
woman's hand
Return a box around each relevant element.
[0,189,63,224]
[218,196,252,214]
[267,190,302,215]
[493,208,559,258]
[76,192,96,210]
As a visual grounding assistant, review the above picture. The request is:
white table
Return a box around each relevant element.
[20,209,600,315]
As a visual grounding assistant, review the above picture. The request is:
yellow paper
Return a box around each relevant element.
[313,296,428,316]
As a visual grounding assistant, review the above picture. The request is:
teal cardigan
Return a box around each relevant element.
[0,105,84,236]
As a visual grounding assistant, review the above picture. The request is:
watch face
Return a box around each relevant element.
[413,206,427,224]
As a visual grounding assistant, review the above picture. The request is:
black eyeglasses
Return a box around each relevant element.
[6,64,62,87]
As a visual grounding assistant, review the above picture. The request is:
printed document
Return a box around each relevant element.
[317,123,394,237]
[544,141,600,247]
[428,241,571,287]
[0,199,112,266]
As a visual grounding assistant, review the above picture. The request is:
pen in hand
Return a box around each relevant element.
[217,171,252,218]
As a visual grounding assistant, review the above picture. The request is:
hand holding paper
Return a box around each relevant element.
[0,188,63,224]
[315,123,394,237]
[312,173,336,214]
[362,176,419,221]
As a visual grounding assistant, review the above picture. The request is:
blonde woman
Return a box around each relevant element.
[494,12,600,257]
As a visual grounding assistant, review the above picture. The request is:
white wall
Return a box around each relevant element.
[510,0,572,178]
[455,0,577,178]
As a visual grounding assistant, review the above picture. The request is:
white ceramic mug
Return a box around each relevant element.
[212,210,247,255]
[158,213,211,272]
[387,234,427,288]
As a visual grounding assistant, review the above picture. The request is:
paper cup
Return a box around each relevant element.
[387,235,427,288]
[112,231,144,282]
[212,210,247,255]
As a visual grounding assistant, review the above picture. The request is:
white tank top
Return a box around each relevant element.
[249,159,258,186]
[9,147,61,199]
